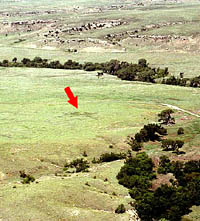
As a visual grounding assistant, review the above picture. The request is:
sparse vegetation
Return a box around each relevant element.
[19,171,35,184]
[64,158,90,173]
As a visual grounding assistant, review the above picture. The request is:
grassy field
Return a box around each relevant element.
[0,66,200,220]
[0,0,200,220]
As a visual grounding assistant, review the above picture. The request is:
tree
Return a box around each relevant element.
[180,72,184,78]
[48,60,63,69]
[116,65,137,81]
[161,139,175,151]
[83,62,96,71]
[157,155,172,174]
[190,76,200,88]
[174,140,184,153]
[177,127,184,135]
[21,58,31,65]
[158,109,175,125]
[33,56,43,63]
[136,124,167,143]
[12,57,17,63]
[138,58,147,68]
[137,70,156,83]
[2,59,9,67]
[161,139,184,152]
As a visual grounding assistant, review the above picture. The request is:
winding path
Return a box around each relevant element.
[161,104,200,118]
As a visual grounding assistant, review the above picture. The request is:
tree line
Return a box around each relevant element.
[117,152,200,221]
[1,57,199,88]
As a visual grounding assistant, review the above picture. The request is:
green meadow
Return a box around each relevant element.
[0,65,199,170]
[0,66,200,220]
[0,0,200,220]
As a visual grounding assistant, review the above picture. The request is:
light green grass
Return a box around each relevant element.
[0,1,200,220]
[0,160,131,221]
[0,67,199,174]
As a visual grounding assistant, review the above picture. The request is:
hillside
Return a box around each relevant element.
[0,0,200,220]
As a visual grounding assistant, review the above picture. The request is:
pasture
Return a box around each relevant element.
[0,0,200,220]
[0,66,200,220]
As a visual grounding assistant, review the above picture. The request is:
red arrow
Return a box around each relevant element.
[64,87,78,109]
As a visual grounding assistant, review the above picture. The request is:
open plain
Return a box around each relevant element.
[0,0,200,220]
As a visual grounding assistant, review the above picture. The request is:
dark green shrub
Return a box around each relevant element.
[117,150,200,221]
[83,62,96,71]
[157,155,173,174]
[177,127,184,135]
[82,151,88,157]
[104,178,108,182]
[126,136,142,151]
[64,158,89,173]
[22,175,35,184]
[117,152,156,189]
[115,204,126,214]
[95,152,126,163]
[2,60,9,67]
[133,124,167,145]
[161,139,175,151]
[19,171,35,184]
[161,139,184,152]
[92,157,97,163]
[189,76,200,87]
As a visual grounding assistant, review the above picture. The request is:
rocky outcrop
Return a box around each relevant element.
[127,209,141,221]
[62,20,126,34]
[105,20,195,41]
[6,20,57,26]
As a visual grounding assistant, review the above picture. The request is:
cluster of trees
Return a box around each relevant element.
[190,75,200,87]
[158,156,200,182]
[127,110,186,154]
[162,76,187,86]
[162,75,200,88]
[127,123,167,151]
[117,153,200,221]
[64,158,90,173]
[161,139,184,153]
[0,57,83,70]
[102,58,169,83]
[117,152,156,189]
[0,57,169,83]
[92,152,126,164]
